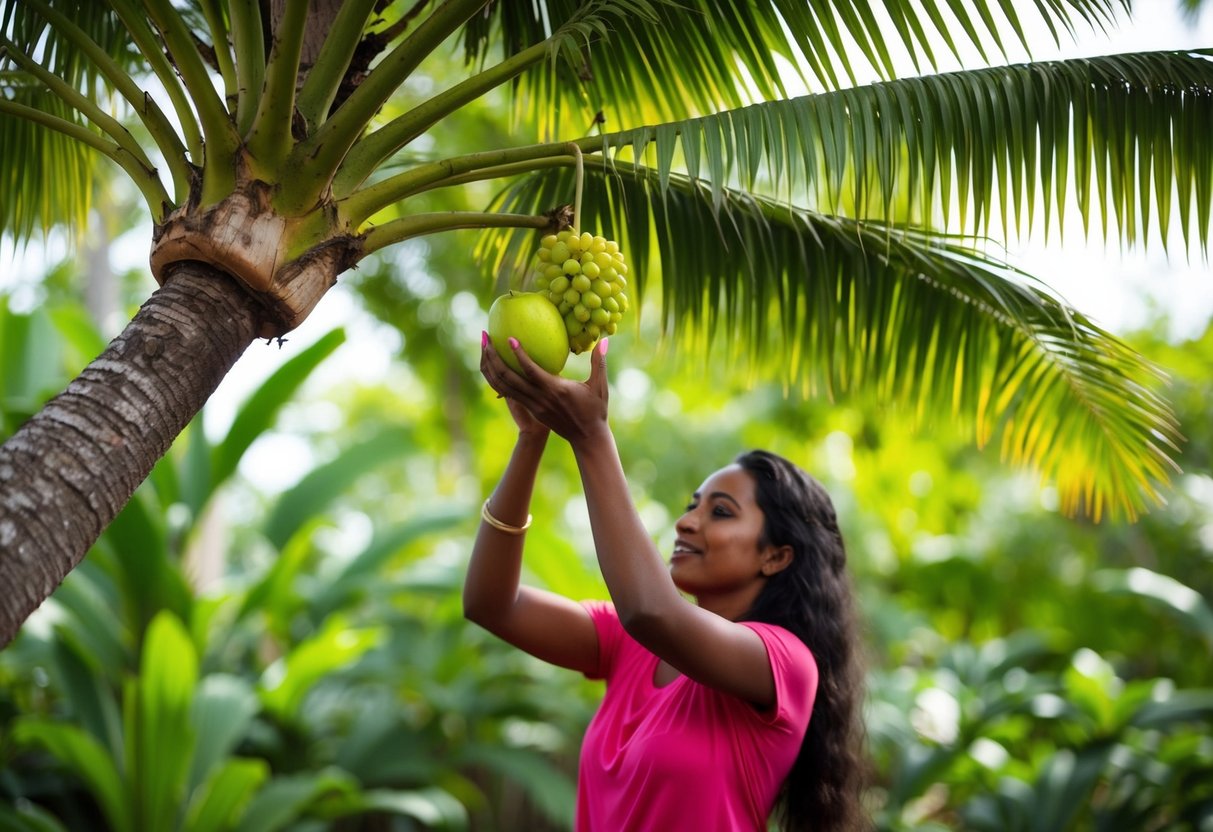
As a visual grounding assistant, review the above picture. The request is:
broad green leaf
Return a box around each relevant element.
[258,616,383,722]
[1130,689,1213,730]
[1092,567,1213,649]
[0,301,65,415]
[47,303,107,369]
[211,328,346,493]
[98,488,192,637]
[1034,746,1115,831]
[310,508,467,618]
[485,162,1181,521]
[183,758,269,832]
[189,674,261,793]
[126,610,198,832]
[1063,648,1119,731]
[320,787,468,830]
[233,516,323,631]
[12,719,131,832]
[0,802,69,832]
[263,425,414,550]
[233,768,360,832]
[45,566,130,676]
[50,637,123,760]
[457,744,576,828]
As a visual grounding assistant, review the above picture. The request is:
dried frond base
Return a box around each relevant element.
[149,182,361,338]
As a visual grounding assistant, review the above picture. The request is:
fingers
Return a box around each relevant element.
[588,337,609,399]
[507,337,555,386]
[480,333,523,398]
[482,334,543,408]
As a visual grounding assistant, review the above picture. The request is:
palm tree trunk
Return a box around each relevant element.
[0,263,259,646]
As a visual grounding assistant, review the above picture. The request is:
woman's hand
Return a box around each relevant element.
[479,333,611,446]
[481,333,549,436]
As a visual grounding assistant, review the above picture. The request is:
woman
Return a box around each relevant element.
[465,333,867,831]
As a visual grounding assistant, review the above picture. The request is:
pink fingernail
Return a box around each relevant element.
[481,331,488,347]
[508,337,520,349]
[599,337,609,355]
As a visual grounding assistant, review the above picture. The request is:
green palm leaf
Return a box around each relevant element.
[465,0,1129,134]
[481,163,1180,520]
[0,1,145,237]
[576,49,1213,246]
[0,83,95,239]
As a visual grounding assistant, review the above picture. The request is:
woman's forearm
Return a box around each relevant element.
[463,430,548,625]
[571,428,684,631]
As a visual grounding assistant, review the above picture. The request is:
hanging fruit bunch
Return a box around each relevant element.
[486,146,630,372]
[528,228,630,354]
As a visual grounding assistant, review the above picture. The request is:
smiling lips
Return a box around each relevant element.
[672,539,702,558]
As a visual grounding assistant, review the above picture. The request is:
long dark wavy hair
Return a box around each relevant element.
[735,450,868,832]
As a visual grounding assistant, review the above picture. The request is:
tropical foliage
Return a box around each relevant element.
[1,268,1211,829]
[0,0,1210,604]
[1,0,1212,829]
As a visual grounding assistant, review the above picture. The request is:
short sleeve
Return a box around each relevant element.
[741,623,818,729]
[581,601,624,681]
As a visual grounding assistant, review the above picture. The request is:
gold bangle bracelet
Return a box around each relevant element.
[481,498,532,535]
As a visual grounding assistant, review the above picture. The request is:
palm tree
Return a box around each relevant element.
[0,0,1208,645]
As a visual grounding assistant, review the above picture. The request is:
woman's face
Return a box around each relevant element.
[670,464,782,617]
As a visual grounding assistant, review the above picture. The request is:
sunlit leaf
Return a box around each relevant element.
[183,758,269,832]
[1093,567,1213,649]
[211,328,347,495]
[126,610,198,832]
[258,617,383,721]
[465,0,1131,135]
[483,163,1181,520]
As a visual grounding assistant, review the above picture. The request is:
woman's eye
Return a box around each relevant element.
[684,503,698,512]
[712,506,732,517]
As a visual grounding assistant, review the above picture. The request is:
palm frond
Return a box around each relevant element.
[1,0,132,99]
[480,163,1180,520]
[0,0,136,239]
[0,82,95,239]
[580,50,1213,247]
[463,0,1131,134]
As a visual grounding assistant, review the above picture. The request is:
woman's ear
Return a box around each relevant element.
[760,544,794,577]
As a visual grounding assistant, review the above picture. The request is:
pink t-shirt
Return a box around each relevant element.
[576,601,818,831]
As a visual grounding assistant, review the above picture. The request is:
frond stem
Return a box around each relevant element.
[246,0,309,172]
[341,137,602,225]
[0,37,161,181]
[279,0,488,214]
[567,142,583,231]
[198,0,237,103]
[143,0,241,197]
[105,0,203,163]
[229,0,265,135]
[0,99,172,219]
[22,0,190,203]
[334,38,550,195]
[295,0,379,130]
[361,211,549,255]
[403,157,577,196]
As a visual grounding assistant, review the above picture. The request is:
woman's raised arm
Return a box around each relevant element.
[462,342,599,675]
[481,337,782,707]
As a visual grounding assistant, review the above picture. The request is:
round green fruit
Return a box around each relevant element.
[487,291,570,375]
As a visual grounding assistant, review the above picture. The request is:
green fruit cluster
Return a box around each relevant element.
[529,229,630,354]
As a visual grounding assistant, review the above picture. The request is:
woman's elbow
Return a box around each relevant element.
[462,591,492,628]
[617,604,668,644]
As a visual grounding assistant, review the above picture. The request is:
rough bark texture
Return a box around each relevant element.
[0,263,260,647]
